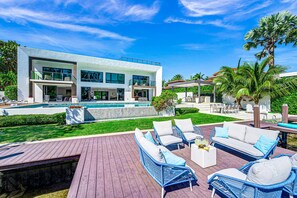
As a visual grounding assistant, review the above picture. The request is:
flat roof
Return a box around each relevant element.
[166,80,214,88]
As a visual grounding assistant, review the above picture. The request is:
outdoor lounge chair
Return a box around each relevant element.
[135,129,197,198]
[274,154,297,197]
[56,95,63,102]
[210,122,279,160]
[208,156,295,198]
[153,120,183,149]
[174,118,203,146]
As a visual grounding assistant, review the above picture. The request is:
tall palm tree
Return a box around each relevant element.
[192,72,205,80]
[236,57,297,104]
[171,74,183,81]
[213,65,243,105]
[244,11,297,67]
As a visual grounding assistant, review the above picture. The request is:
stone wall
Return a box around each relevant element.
[84,106,158,121]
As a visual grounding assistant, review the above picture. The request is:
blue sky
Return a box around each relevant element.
[1,0,297,81]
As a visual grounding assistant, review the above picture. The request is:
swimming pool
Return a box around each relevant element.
[11,102,151,109]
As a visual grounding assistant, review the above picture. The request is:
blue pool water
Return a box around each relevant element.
[11,102,151,109]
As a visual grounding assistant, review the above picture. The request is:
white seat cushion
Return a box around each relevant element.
[135,128,144,142]
[153,121,173,136]
[208,168,247,181]
[247,156,292,185]
[159,135,182,146]
[291,154,297,167]
[157,145,170,152]
[245,127,279,144]
[138,137,165,163]
[212,137,264,157]
[174,118,194,132]
[184,132,203,141]
[223,122,246,141]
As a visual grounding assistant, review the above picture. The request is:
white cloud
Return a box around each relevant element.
[164,17,240,30]
[124,1,160,21]
[180,43,208,51]
[0,7,133,42]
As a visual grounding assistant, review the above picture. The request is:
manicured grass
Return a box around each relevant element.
[0,113,238,143]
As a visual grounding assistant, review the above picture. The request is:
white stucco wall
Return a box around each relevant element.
[222,94,271,111]
[17,48,30,101]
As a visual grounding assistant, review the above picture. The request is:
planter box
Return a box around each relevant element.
[158,106,175,117]
[66,108,85,125]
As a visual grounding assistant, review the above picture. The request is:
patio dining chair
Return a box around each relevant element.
[208,156,295,198]
[174,118,203,146]
[153,120,183,150]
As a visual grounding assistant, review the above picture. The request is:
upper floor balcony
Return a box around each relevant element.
[30,71,76,84]
[129,79,156,87]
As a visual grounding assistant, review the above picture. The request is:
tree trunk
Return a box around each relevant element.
[269,45,275,67]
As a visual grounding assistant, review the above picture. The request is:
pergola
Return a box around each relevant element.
[167,80,216,103]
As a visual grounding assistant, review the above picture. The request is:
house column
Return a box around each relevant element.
[213,84,216,103]
[198,81,201,103]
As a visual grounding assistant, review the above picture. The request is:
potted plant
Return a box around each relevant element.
[66,105,84,124]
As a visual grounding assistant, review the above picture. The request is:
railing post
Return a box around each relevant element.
[253,105,260,128]
[282,104,288,123]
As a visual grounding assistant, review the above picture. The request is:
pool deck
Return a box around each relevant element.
[0,121,294,197]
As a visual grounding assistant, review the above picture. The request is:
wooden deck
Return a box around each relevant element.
[0,122,294,198]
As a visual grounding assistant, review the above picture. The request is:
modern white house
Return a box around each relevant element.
[17,47,162,103]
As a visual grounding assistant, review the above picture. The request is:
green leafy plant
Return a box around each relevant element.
[177,98,182,104]
[4,85,17,100]
[175,107,199,115]
[0,113,66,127]
[152,90,177,112]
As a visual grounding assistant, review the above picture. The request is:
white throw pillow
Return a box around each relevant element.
[174,118,194,133]
[135,128,144,142]
[138,137,165,163]
[223,122,246,141]
[290,153,297,167]
[245,127,279,144]
[153,121,173,136]
[247,156,292,185]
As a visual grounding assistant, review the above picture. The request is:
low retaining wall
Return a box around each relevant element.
[84,106,159,121]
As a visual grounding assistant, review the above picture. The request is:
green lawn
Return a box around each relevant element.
[0,113,238,143]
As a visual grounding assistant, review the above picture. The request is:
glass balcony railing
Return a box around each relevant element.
[129,79,156,86]
[31,71,74,82]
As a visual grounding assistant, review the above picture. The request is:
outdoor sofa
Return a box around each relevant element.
[208,156,295,198]
[134,128,197,198]
[210,122,280,160]
[174,118,203,146]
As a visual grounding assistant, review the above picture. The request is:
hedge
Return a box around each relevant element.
[271,93,297,115]
[0,113,66,127]
[175,107,199,115]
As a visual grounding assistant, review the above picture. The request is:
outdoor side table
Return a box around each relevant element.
[191,144,217,168]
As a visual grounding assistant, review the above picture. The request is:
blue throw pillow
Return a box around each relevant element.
[214,127,229,138]
[161,150,186,166]
[144,132,156,145]
[254,135,277,155]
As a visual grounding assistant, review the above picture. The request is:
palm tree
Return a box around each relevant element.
[192,72,205,80]
[236,57,297,104]
[213,65,243,106]
[171,74,183,81]
[243,11,297,67]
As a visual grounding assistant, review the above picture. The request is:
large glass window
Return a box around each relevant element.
[132,75,149,86]
[106,73,125,84]
[81,70,103,83]
[42,67,72,81]
[81,87,91,100]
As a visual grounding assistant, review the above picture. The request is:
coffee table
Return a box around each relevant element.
[191,144,217,168]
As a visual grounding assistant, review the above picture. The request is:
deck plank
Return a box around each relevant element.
[0,121,295,198]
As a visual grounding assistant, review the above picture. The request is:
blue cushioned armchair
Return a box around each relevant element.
[274,154,297,197]
[208,160,295,198]
[175,125,203,146]
[135,135,197,198]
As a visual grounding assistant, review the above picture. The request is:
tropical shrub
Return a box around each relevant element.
[271,93,297,115]
[177,98,182,104]
[152,90,177,112]
[4,85,17,100]
[175,107,199,115]
[0,113,66,127]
